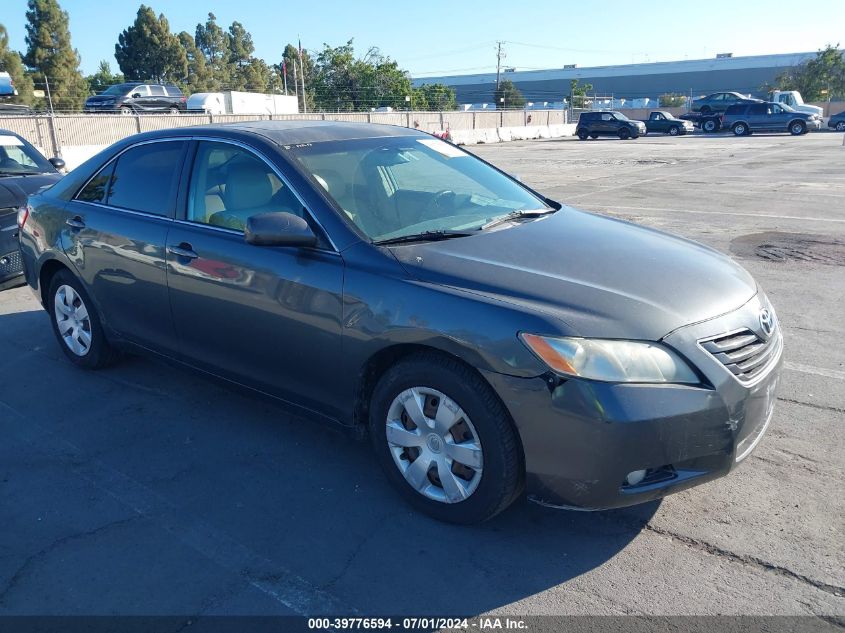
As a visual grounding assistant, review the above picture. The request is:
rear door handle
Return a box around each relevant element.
[167,243,198,259]
[66,216,85,229]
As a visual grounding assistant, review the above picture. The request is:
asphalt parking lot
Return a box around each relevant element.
[0,130,843,618]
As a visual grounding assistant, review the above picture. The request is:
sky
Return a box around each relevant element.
[3,0,844,77]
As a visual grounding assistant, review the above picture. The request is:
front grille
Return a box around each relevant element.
[700,327,780,383]
[0,250,23,278]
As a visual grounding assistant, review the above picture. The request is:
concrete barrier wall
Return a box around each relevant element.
[0,110,573,169]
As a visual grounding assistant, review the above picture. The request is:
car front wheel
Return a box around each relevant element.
[790,121,806,135]
[48,270,117,369]
[836,121,845,132]
[669,125,680,136]
[618,128,631,140]
[369,353,523,523]
[732,123,747,136]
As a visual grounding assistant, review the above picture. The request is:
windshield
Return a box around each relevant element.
[0,134,52,174]
[100,84,134,96]
[287,136,549,241]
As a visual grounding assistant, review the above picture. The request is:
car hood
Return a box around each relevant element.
[0,173,62,208]
[389,208,757,340]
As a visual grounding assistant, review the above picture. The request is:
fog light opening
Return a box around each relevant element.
[625,469,647,487]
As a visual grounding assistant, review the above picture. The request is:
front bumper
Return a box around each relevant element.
[484,294,783,510]
[806,119,822,130]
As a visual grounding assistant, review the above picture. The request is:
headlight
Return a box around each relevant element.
[520,334,699,384]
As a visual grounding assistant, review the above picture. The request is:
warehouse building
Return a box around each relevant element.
[412,52,817,105]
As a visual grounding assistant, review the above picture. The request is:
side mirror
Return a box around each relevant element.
[131,93,141,98]
[49,157,66,171]
[245,212,317,248]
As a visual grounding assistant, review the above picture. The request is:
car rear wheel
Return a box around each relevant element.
[789,121,806,136]
[668,125,680,136]
[119,106,133,116]
[589,133,598,139]
[168,106,180,115]
[369,353,523,524]
[618,128,631,140]
[48,270,118,369]
[836,121,845,132]
[702,119,718,133]
[577,129,589,140]
[732,123,748,136]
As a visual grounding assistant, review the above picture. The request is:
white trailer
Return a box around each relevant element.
[187,91,299,115]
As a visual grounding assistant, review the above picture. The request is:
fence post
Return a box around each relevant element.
[367,112,372,123]
[472,111,476,130]
[134,115,142,134]
[47,115,61,158]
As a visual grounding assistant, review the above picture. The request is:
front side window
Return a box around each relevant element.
[0,134,50,174]
[601,113,612,121]
[186,141,303,232]
[106,141,186,215]
[130,85,150,97]
[288,136,548,241]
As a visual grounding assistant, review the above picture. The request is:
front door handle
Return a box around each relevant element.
[167,243,198,259]
[66,216,85,229]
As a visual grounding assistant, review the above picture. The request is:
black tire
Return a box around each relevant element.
[577,129,589,140]
[168,106,180,115]
[668,125,680,136]
[789,120,806,136]
[836,121,845,132]
[589,133,598,139]
[119,106,133,115]
[732,122,748,136]
[47,269,118,370]
[702,118,718,133]
[618,128,631,140]
[369,352,523,524]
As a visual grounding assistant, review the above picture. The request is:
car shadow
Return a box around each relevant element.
[0,306,659,615]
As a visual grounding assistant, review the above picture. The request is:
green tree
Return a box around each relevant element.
[494,79,525,109]
[658,93,687,107]
[569,78,593,108]
[195,13,230,90]
[0,24,35,104]
[22,0,87,111]
[178,30,213,94]
[412,83,457,111]
[771,44,845,101]
[227,21,270,92]
[115,5,186,83]
[312,40,412,111]
[85,60,124,94]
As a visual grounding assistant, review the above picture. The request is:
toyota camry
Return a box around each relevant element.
[18,121,783,523]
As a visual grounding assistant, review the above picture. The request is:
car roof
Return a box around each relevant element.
[137,120,427,146]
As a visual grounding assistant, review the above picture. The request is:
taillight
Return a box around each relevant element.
[17,205,30,229]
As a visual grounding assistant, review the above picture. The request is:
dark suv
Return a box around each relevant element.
[721,102,822,136]
[576,111,646,140]
[84,83,187,114]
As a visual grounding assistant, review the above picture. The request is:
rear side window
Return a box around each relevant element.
[149,85,166,96]
[76,162,116,204]
[749,104,767,115]
[106,141,186,216]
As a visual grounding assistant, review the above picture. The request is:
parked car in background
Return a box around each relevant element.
[0,103,35,116]
[84,83,187,114]
[640,111,694,135]
[18,121,782,523]
[0,130,63,290]
[576,111,646,140]
[0,72,17,97]
[828,111,845,131]
[769,91,823,118]
[691,91,762,114]
[722,102,822,136]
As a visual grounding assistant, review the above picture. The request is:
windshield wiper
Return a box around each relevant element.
[0,170,44,176]
[374,229,478,246]
[481,208,557,231]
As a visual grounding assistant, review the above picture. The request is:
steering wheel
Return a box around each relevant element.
[425,189,457,216]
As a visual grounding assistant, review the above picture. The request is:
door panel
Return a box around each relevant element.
[166,224,344,417]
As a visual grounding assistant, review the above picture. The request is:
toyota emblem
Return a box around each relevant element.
[759,308,774,339]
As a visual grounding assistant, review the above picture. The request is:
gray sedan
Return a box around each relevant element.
[18,121,783,523]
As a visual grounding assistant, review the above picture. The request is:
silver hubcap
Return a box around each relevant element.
[792,124,802,133]
[837,123,845,131]
[54,285,92,357]
[386,387,483,504]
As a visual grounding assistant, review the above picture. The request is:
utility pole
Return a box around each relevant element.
[495,41,505,90]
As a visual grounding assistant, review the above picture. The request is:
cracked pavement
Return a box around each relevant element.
[0,131,843,616]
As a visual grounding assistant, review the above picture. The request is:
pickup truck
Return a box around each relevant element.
[770,91,823,117]
[640,111,695,135]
